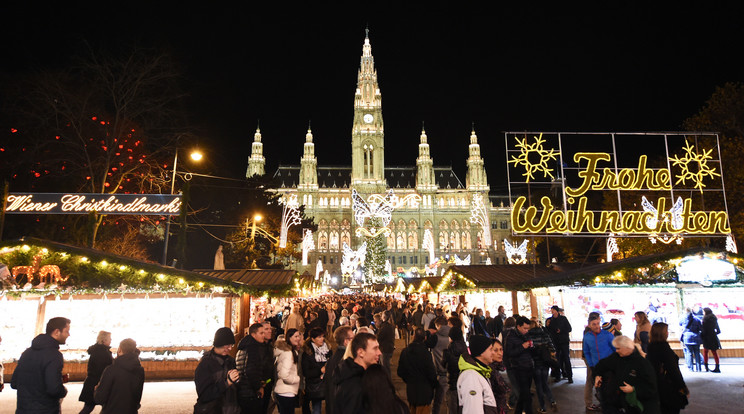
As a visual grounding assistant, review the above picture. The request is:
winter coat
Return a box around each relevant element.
[324,345,346,414]
[582,329,616,368]
[527,327,555,366]
[546,314,572,345]
[301,342,331,400]
[701,314,721,350]
[79,343,113,404]
[486,317,503,339]
[398,311,413,331]
[397,341,437,406]
[443,338,469,390]
[333,357,365,414]
[412,309,424,329]
[646,342,688,412]
[425,325,451,376]
[274,339,301,396]
[422,311,436,330]
[11,333,67,414]
[377,321,396,354]
[681,313,702,346]
[194,349,239,413]
[94,352,145,414]
[456,354,499,414]
[593,349,660,414]
[235,334,273,401]
[471,315,489,337]
[285,312,305,333]
[504,328,534,371]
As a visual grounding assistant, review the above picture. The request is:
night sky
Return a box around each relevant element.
[3,3,744,193]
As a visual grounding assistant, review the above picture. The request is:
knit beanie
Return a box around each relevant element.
[469,335,492,357]
[213,327,235,348]
[602,322,612,331]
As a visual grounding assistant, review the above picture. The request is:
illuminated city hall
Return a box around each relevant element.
[245,32,513,278]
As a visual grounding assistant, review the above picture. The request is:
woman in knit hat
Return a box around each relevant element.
[194,327,240,413]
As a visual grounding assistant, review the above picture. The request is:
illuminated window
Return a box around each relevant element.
[330,231,339,250]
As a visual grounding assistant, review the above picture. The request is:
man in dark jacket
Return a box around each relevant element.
[375,313,395,375]
[424,317,450,414]
[194,327,241,413]
[442,325,468,414]
[79,331,114,414]
[486,312,503,340]
[546,305,573,382]
[505,316,535,414]
[94,338,145,414]
[398,328,437,412]
[235,323,274,414]
[325,326,354,414]
[11,317,70,414]
[333,332,380,414]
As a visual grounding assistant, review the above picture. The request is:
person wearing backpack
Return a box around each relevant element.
[527,319,557,413]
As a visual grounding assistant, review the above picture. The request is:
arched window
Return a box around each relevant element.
[330,231,339,250]
[398,219,406,230]
[318,219,328,230]
[439,232,448,250]
[341,230,351,247]
[408,231,418,250]
[462,232,471,250]
[397,232,406,250]
[424,220,433,230]
[319,232,328,250]
[450,231,460,250]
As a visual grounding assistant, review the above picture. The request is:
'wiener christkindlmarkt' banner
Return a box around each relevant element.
[4,193,182,215]
[504,132,731,240]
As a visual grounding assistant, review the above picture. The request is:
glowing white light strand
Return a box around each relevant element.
[469,193,492,247]
[341,242,367,275]
[351,189,421,237]
[726,234,738,254]
[279,194,302,248]
[315,259,323,281]
[606,233,619,263]
[641,196,684,245]
[504,239,528,264]
[302,229,314,266]
[422,229,435,265]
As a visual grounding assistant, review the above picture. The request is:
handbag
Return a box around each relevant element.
[539,344,559,369]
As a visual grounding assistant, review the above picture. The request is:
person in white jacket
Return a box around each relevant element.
[457,335,499,414]
[275,328,302,414]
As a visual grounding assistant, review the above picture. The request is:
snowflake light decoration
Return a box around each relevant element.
[508,133,560,182]
[469,193,492,247]
[279,194,302,248]
[669,140,720,193]
[302,229,314,266]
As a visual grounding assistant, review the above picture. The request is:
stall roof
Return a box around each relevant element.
[194,269,295,289]
[449,247,742,290]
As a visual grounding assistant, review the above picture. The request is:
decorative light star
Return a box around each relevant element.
[669,140,720,193]
[508,133,559,182]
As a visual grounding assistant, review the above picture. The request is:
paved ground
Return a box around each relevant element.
[2,339,742,413]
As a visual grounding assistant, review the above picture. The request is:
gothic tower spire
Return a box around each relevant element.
[416,125,437,193]
[351,30,386,192]
[466,126,489,191]
[299,124,318,191]
[246,124,265,178]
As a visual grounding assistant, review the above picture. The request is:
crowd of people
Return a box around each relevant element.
[3,295,724,414]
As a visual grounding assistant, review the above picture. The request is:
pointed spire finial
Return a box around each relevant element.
[365,25,369,39]
[308,120,312,132]
[305,121,313,143]
[471,121,475,134]
[422,121,425,132]
[256,119,260,132]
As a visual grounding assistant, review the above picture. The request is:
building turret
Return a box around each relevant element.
[298,125,318,192]
[416,126,437,193]
[246,126,265,178]
[466,126,489,191]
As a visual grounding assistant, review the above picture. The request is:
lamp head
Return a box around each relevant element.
[190,151,203,162]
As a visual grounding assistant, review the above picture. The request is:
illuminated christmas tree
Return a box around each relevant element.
[364,217,387,283]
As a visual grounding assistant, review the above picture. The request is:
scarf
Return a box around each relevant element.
[312,342,330,363]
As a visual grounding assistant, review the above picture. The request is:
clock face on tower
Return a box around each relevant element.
[363,114,374,124]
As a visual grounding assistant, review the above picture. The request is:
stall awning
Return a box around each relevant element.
[194,269,295,290]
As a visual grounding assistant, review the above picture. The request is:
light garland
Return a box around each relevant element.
[469,192,492,247]
[279,194,302,248]
[422,229,435,264]
[302,229,315,266]
[315,259,323,281]
[726,234,738,254]
[606,233,619,263]
[504,239,528,264]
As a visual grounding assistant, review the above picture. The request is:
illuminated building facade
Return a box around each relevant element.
[246,32,514,277]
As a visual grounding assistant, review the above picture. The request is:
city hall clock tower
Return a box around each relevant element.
[351,29,387,193]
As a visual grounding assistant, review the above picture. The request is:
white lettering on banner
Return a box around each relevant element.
[5,194,182,215]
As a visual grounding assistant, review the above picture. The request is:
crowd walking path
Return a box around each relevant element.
[2,338,742,413]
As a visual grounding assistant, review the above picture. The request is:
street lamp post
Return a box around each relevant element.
[162,149,203,266]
